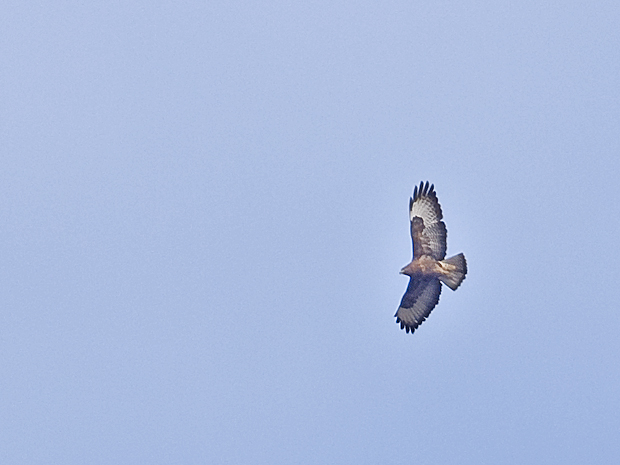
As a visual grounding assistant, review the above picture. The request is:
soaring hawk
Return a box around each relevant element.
[395,181,467,333]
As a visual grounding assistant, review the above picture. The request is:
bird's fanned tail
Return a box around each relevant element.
[438,253,467,291]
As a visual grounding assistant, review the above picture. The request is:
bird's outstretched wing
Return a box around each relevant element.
[410,181,447,260]
[395,277,442,334]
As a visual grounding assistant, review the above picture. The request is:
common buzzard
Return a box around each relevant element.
[395,181,467,333]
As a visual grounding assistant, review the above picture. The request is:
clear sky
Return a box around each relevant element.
[2,1,619,463]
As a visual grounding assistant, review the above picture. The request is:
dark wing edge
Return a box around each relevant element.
[395,278,442,334]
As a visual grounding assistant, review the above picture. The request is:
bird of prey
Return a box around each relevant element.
[395,181,467,333]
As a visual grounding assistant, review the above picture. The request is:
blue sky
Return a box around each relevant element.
[2,1,620,463]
